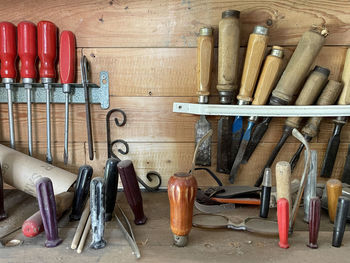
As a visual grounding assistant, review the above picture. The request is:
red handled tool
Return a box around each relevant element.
[277,198,289,249]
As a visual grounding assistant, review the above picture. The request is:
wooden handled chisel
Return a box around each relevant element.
[255,66,329,186]
[229,25,268,182]
[195,27,214,166]
[216,10,240,174]
[322,48,350,178]
[229,46,283,183]
[242,27,328,164]
[289,80,343,171]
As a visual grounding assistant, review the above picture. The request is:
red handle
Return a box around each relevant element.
[38,21,57,79]
[59,31,76,84]
[0,22,17,79]
[277,198,290,249]
[17,21,37,79]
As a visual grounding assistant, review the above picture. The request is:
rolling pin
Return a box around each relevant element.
[275,161,292,214]
[327,179,342,223]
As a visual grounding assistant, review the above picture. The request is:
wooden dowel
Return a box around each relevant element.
[71,200,90,249]
[77,214,91,254]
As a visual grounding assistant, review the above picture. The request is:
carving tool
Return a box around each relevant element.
[0,164,6,221]
[229,26,268,183]
[59,31,76,165]
[216,10,240,174]
[18,21,37,156]
[322,48,350,178]
[303,150,317,222]
[332,196,350,247]
[230,46,283,180]
[38,21,57,164]
[289,80,343,171]
[260,168,272,218]
[195,27,214,166]
[277,198,289,249]
[0,22,17,149]
[242,27,328,164]
[104,158,119,221]
[168,172,197,247]
[255,66,329,186]
[308,197,321,249]
[71,200,90,249]
[327,179,342,223]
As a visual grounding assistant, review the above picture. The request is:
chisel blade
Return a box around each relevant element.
[195,115,212,166]
[230,116,244,165]
[217,116,233,174]
[320,127,342,178]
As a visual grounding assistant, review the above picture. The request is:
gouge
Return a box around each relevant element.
[0,22,17,149]
[242,27,328,164]
[255,66,329,186]
[327,179,342,223]
[230,46,283,181]
[18,21,37,156]
[322,48,350,178]
[260,168,272,218]
[195,27,214,166]
[304,150,317,222]
[332,196,350,247]
[290,80,343,171]
[229,25,268,183]
[216,10,240,174]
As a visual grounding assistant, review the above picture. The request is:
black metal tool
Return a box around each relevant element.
[341,144,350,184]
[104,158,120,221]
[332,196,350,247]
[260,168,272,218]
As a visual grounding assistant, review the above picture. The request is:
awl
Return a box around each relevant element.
[195,27,214,166]
[216,10,240,174]
[230,46,283,182]
[242,27,328,164]
[229,25,268,183]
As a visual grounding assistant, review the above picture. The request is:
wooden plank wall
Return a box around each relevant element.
[1,0,350,187]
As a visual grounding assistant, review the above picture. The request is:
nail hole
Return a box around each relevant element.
[266,19,273,26]
[148,91,152,96]
[102,79,107,84]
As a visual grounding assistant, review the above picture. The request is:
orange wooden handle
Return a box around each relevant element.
[327,179,342,223]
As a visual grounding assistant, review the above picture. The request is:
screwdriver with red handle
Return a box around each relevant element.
[59,31,76,165]
[38,21,57,164]
[0,22,17,149]
[18,21,37,156]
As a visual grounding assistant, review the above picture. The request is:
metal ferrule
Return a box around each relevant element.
[2,78,13,86]
[313,66,330,77]
[199,27,213,36]
[222,10,240,19]
[63,83,71,93]
[262,168,272,187]
[173,234,188,247]
[41,77,53,85]
[253,26,268,35]
[219,91,233,104]
[271,47,283,58]
[269,95,288,106]
[334,116,347,124]
[198,95,209,104]
[248,115,258,122]
[23,78,34,85]
[238,100,250,106]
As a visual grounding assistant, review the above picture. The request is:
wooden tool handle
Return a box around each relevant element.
[277,198,290,249]
[271,29,327,104]
[238,26,269,102]
[252,46,284,105]
[197,28,214,103]
[326,179,342,223]
[302,80,343,137]
[339,48,350,105]
[285,66,329,128]
[275,161,292,214]
[217,10,240,103]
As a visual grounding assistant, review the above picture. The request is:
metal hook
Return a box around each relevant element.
[137,171,162,192]
[106,109,128,159]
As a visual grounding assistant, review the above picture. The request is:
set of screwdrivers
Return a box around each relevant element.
[0,21,76,164]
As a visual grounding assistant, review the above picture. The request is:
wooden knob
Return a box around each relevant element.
[326,179,342,223]
[237,26,269,103]
[339,48,350,105]
[252,46,284,105]
[168,172,197,247]
[275,161,292,214]
[197,27,214,103]
[285,66,329,128]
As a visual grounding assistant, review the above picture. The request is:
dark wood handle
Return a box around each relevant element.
[308,197,321,248]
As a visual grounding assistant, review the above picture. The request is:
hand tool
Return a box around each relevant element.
[38,21,57,164]
[289,80,343,171]
[0,22,17,149]
[321,184,350,221]
[104,158,119,221]
[18,21,37,156]
[59,31,76,165]
[194,201,235,213]
[255,66,329,186]
[168,172,197,247]
[260,168,272,218]
[307,197,321,249]
[71,200,90,249]
[117,160,147,225]
[304,150,317,222]
[277,198,289,249]
[341,144,350,184]
[36,177,62,248]
[0,164,6,221]
[114,205,141,259]
[229,25,269,183]
[270,179,300,208]
[332,196,350,247]
[192,213,278,236]
[232,46,283,175]
[327,178,342,222]
[90,177,106,249]
[275,161,292,215]
[210,197,261,205]
[77,214,91,254]
[216,10,240,174]
[242,27,328,163]
[70,165,93,221]
[194,27,214,166]
[203,185,260,198]
[81,55,94,161]
[22,191,74,237]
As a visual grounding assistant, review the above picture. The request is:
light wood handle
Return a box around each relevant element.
[272,29,326,104]
[339,48,350,105]
[302,80,343,137]
[285,66,329,128]
[276,161,292,214]
[71,200,90,249]
[238,26,268,102]
[197,28,214,102]
[252,46,284,105]
[326,179,342,223]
